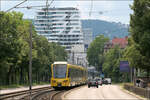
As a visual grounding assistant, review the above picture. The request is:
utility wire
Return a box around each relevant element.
[38,0,55,42]
[15,5,47,9]
[14,0,61,10]
[6,0,27,12]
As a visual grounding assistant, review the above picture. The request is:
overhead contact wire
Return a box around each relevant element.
[6,0,27,12]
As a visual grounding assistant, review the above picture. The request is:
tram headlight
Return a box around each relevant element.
[63,80,68,82]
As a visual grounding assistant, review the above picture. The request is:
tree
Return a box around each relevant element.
[51,43,67,61]
[123,37,150,78]
[0,11,27,85]
[0,11,68,86]
[87,35,109,71]
[130,0,150,70]
[102,46,123,82]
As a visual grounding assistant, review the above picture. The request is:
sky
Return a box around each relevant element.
[1,0,133,24]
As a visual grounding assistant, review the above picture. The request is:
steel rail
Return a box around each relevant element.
[0,86,51,100]
[31,89,55,100]
[31,88,66,100]
[50,85,87,100]
[50,90,66,100]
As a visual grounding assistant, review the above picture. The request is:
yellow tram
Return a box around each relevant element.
[51,61,87,88]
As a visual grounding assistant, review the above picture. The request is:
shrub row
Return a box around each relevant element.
[124,83,150,99]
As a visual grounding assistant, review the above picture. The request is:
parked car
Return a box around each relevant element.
[88,79,98,88]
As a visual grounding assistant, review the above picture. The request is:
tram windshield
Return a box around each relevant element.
[53,64,67,78]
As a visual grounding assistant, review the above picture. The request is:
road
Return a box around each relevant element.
[65,85,140,100]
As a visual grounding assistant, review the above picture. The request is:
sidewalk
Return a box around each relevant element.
[0,84,51,94]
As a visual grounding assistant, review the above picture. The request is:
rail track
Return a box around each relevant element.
[32,89,66,100]
[30,86,85,100]
[0,85,86,100]
[0,86,52,100]
[50,90,66,100]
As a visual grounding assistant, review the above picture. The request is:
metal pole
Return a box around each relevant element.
[134,68,136,86]
[130,67,132,83]
[29,23,32,100]
[147,87,149,100]
[72,51,74,64]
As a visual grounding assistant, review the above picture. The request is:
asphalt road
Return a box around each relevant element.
[65,85,140,100]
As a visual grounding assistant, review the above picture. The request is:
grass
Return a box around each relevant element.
[32,82,50,86]
[111,82,133,85]
[0,84,22,90]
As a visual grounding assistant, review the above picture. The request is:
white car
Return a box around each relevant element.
[104,78,111,84]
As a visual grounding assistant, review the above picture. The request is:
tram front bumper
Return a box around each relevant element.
[51,79,69,87]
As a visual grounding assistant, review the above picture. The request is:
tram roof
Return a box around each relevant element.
[53,61,68,65]
[53,61,87,70]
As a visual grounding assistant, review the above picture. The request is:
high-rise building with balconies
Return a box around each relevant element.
[34,7,83,51]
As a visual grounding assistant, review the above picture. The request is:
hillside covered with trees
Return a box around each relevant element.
[82,20,129,39]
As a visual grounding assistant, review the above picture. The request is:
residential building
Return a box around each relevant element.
[104,41,113,53]
[34,7,83,51]
[104,36,128,53]
[112,36,128,49]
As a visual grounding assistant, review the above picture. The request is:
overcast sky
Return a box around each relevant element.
[1,0,133,24]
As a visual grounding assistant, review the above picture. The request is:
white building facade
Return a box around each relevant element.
[34,7,83,51]
[67,29,93,67]
[67,44,88,67]
[82,28,93,51]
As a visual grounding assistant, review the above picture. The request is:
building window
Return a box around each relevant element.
[73,31,80,33]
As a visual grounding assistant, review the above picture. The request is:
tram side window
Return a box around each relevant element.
[69,68,75,79]
[71,68,74,79]
[70,68,76,80]
[68,68,72,78]
[75,69,78,78]
[79,70,81,77]
[68,69,70,78]
[83,71,85,77]
[72,68,74,78]
[78,69,80,78]
[78,69,80,77]
[80,70,81,76]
